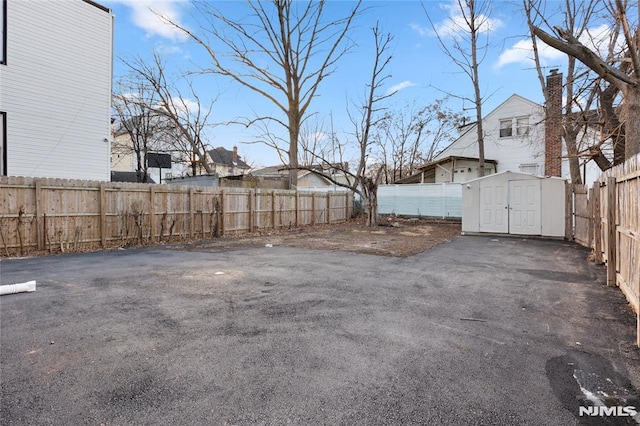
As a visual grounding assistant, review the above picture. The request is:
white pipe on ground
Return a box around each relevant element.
[0,280,36,296]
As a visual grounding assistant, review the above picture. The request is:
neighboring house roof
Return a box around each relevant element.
[208,147,250,169]
[252,165,350,188]
[251,166,320,180]
[394,156,498,184]
[111,171,156,184]
[251,165,290,177]
[252,165,345,183]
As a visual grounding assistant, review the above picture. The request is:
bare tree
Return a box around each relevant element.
[299,117,330,167]
[376,99,465,183]
[122,53,216,176]
[531,0,640,161]
[525,0,617,182]
[112,77,159,183]
[298,24,394,226]
[425,0,495,177]
[161,0,362,188]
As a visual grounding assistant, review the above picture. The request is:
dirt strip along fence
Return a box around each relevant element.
[0,176,354,256]
[569,153,640,346]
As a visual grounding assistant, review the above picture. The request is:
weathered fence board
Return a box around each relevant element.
[571,154,640,346]
[571,184,590,246]
[0,177,354,256]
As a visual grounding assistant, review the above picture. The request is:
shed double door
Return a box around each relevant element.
[479,179,541,235]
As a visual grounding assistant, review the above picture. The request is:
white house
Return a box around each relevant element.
[433,94,549,178]
[110,115,192,183]
[208,146,251,177]
[398,72,607,185]
[0,0,113,180]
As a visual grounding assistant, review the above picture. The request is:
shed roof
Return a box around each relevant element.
[463,170,567,185]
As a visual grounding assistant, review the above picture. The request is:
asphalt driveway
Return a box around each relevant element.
[1,236,639,425]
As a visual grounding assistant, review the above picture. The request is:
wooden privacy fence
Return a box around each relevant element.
[0,177,354,256]
[569,153,640,346]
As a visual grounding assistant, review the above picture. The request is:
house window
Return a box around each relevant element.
[0,112,5,176]
[519,163,539,175]
[499,119,512,137]
[516,117,530,136]
[0,0,5,64]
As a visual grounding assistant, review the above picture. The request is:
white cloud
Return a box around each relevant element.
[110,0,189,41]
[174,97,201,116]
[582,24,623,55]
[388,80,417,95]
[410,22,430,37]
[435,14,503,39]
[155,42,183,56]
[496,23,624,69]
[414,1,503,40]
[495,39,565,68]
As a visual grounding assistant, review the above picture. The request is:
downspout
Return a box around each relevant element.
[451,158,456,182]
[0,280,36,296]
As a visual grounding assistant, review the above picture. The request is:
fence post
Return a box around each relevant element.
[327,193,331,224]
[606,177,617,286]
[345,192,349,222]
[295,192,299,227]
[220,190,225,237]
[149,186,156,243]
[311,193,316,225]
[100,182,107,248]
[189,187,195,238]
[593,184,603,264]
[587,187,593,247]
[35,179,43,250]
[565,182,573,240]
[249,189,255,233]
[271,191,277,230]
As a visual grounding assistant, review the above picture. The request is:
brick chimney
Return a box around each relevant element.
[232,146,238,164]
[545,69,563,177]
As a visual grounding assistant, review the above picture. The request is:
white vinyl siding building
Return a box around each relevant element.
[0,0,113,180]
[436,95,547,178]
[434,94,605,184]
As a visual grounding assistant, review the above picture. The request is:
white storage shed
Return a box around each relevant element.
[462,171,566,237]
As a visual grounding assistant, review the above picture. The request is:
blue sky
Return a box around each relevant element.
[103,0,570,168]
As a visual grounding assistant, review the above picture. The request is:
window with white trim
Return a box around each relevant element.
[516,117,530,136]
[499,119,512,137]
[519,163,539,175]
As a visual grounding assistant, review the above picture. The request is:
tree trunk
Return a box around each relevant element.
[564,59,581,184]
[288,115,299,189]
[363,190,378,227]
[565,131,582,184]
[470,2,485,178]
[361,177,379,227]
[625,85,640,160]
